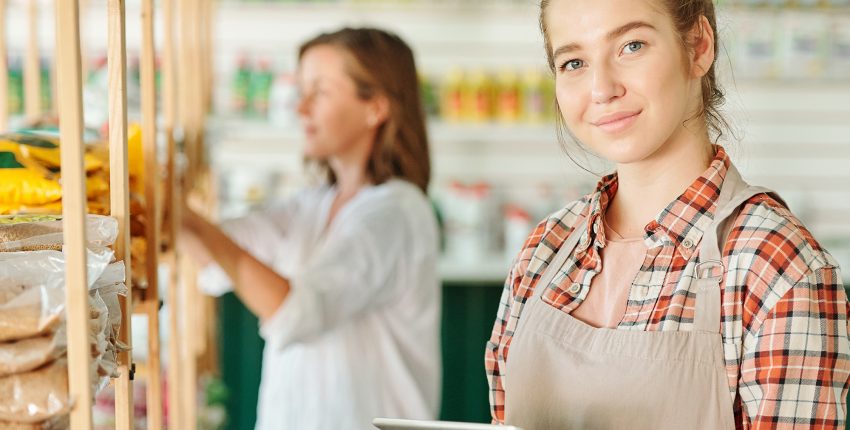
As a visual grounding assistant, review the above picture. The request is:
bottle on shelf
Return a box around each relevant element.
[495,69,521,124]
[419,73,441,118]
[440,68,465,123]
[250,57,275,118]
[231,54,253,115]
[7,59,23,115]
[463,69,494,123]
[268,67,300,127]
[521,69,550,124]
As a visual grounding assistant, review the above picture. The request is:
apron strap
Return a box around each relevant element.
[531,219,589,302]
[526,165,784,335]
[694,164,782,333]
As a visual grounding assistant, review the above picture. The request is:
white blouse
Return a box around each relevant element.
[199,179,442,430]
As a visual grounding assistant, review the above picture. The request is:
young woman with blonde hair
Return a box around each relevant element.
[486,1,849,428]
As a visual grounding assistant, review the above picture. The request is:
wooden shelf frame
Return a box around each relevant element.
[5,0,214,427]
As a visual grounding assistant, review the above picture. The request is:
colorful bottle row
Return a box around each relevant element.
[231,56,277,118]
[228,54,559,125]
[421,68,557,125]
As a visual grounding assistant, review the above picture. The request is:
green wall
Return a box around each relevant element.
[218,283,503,430]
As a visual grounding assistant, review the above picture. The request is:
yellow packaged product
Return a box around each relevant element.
[0,133,103,173]
[0,152,62,207]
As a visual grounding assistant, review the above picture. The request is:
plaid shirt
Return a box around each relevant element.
[485,146,850,429]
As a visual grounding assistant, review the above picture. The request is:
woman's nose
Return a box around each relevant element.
[590,63,625,105]
[296,93,311,116]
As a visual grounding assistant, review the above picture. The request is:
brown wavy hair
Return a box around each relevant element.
[539,0,729,144]
[299,28,431,193]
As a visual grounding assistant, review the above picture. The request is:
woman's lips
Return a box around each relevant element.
[593,110,642,134]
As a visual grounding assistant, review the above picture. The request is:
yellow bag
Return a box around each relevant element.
[0,151,63,206]
[0,133,104,173]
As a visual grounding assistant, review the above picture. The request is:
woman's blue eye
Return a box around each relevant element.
[623,41,644,54]
[563,59,584,71]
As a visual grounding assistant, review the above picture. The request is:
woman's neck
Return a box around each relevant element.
[325,148,373,229]
[605,134,714,239]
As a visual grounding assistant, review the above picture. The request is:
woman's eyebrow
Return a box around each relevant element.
[552,21,656,58]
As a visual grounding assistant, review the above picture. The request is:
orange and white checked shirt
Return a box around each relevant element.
[486,146,850,429]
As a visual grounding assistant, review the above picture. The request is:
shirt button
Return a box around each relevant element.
[682,238,694,249]
[569,283,581,294]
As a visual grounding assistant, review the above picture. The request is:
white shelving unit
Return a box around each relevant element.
[202,1,850,283]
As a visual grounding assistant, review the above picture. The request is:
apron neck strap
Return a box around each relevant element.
[530,164,781,334]
[694,163,778,332]
[532,219,589,302]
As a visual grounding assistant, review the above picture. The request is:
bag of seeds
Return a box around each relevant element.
[0,215,118,252]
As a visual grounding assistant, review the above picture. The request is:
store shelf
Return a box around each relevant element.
[216,0,535,15]
[207,115,558,145]
[439,254,511,285]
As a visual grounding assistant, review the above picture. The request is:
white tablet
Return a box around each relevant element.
[372,418,522,430]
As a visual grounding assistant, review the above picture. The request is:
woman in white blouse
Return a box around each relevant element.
[180,28,441,430]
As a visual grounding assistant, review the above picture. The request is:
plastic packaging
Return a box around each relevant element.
[92,262,126,289]
[0,247,114,342]
[89,263,128,386]
[0,149,63,207]
[0,414,68,429]
[0,359,70,423]
[0,252,64,343]
[0,333,64,378]
[0,214,119,252]
[3,132,104,173]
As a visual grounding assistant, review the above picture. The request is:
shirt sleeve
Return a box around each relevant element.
[485,269,518,424]
[258,204,416,351]
[738,265,850,429]
[196,202,296,296]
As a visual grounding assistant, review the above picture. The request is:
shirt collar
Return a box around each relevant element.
[581,145,731,260]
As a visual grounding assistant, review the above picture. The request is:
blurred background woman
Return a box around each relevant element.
[181,27,441,430]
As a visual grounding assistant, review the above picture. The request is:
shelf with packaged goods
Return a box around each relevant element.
[212,1,850,23]
[206,115,560,148]
[216,0,535,15]
[207,73,850,151]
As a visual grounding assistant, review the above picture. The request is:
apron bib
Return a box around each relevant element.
[504,165,777,430]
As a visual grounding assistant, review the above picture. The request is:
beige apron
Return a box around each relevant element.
[504,165,777,430]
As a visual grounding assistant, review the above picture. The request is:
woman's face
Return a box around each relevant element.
[296,45,375,160]
[546,0,704,165]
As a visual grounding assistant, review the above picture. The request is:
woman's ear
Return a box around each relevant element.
[690,15,715,79]
[367,94,390,128]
